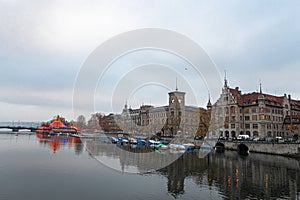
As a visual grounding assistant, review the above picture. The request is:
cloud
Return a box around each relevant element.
[0,0,300,120]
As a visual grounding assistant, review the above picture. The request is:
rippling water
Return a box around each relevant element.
[0,132,300,200]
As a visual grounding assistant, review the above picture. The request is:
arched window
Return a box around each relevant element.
[267,131,272,137]
[246,131,251,136]
[231,131,236,138]
[225,131,229,137]
[253,131,258,137]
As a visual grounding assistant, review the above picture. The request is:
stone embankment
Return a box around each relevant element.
[196,139,300,157]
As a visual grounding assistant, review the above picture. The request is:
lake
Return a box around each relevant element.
[0,132,300,200]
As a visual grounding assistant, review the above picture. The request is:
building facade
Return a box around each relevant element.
[209,79,300,139]
[102,89,210,137]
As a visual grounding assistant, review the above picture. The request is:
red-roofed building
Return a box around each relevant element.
[209,79,300,139]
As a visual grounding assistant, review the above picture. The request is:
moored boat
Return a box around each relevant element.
[36,115,80,136]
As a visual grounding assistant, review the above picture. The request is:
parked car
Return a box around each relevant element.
[284,138,295,143]
[266,137,277,143]
[237,135,250,140]
[276,136,284,143]
[218,136,228,140]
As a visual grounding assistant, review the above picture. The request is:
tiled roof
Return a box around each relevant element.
[228,87,297,107]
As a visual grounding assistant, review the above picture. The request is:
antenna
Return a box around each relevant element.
[176,77,178,91]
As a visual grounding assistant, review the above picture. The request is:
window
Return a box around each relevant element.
[230,106,235,114]
[252,115,257,120]
[260,114,265,120]
[245,116,250,121]
[225,116,229,122]
[231,116,236,121]
[253,123,258,129]
[225,107,229,114]
[245,124,250,129]
[231,124,235,129]
[245,108,250,114]
[252,108,257,113]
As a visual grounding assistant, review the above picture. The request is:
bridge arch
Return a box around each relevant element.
[237,143,249,155]
[215,142,225,152]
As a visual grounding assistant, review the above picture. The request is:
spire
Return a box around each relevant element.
[259,79,262,94]
[224,70,228,87]
[124,100,128,109]
[258,79,265,101]
[207,91,212,109]
[176,77,178,91]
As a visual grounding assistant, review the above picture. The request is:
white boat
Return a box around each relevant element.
[169,144,186,150]
[129,138,137,144]
[122,138,129,144]
[148,140,161,145]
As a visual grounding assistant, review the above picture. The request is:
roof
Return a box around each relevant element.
[228,87,299,107]
[50,121,66,128]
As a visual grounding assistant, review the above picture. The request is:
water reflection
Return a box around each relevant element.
[85,139,300,199]
[36,133,83,154]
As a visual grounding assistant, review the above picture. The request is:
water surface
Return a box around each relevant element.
[0,133,300,200]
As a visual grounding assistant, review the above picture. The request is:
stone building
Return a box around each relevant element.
[106,89,210,137]
[208,78,300,139]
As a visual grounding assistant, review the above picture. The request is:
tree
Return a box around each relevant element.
[87,113,100,130]
[76,115,86,129]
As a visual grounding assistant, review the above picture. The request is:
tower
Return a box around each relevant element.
[167,90,186,136]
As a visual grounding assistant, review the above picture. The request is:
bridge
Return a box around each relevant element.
[0,126,37,132]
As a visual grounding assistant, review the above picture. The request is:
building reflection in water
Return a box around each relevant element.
[36,133,83,155]
[85,140,300,199]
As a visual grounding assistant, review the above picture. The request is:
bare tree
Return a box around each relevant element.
[76,115,86,129]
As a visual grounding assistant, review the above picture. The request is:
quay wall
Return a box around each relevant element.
[193,139,300,157]
[221,141,300,157]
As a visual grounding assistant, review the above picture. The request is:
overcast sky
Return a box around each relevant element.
[0,0,299,122]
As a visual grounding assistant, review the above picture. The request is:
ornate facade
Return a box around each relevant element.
[209,79,300,139]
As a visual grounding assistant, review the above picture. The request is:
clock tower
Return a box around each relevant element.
[167,90,186,136]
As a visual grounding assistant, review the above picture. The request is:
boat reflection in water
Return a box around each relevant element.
[85,139,300,199]
[36,133,83,154]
